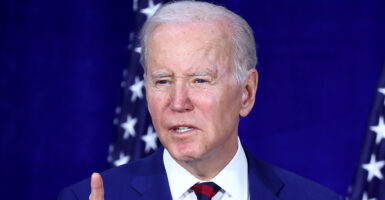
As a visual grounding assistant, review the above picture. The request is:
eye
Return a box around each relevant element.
[194,79,208,84]
[156,80,169,85]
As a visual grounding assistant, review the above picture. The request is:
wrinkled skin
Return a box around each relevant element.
[89,19,258,199]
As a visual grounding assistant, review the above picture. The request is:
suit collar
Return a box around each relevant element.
[129,147,172,200]
[129,145,285,200]
[243,145,284,200]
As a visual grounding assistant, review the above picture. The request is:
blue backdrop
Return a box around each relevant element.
[1,0,384,199]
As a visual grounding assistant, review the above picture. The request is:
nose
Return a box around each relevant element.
[170,82,193,112]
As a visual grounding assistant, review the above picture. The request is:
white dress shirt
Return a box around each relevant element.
[163,138,249,200]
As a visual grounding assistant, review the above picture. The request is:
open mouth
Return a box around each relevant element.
[173,126,193,133]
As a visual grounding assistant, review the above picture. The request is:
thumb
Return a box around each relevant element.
[89,173,104,200]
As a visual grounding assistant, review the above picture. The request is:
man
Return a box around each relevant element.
[59,1,342,200]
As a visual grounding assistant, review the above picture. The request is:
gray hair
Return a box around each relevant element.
[139,1,257,83]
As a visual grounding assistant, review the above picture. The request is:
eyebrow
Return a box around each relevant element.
[189,68,218,78]
[191,71,210,76]
[150,72,173,79]
[149,68,218,79]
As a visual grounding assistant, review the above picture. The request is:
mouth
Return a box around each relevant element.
[174,126,193,133]
[170,125,196,134]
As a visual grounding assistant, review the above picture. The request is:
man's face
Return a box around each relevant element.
[145,20,248,163]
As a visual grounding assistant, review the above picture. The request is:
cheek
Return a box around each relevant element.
[147,90,169,120]
[147,93,169,140]
[209,87,242,125]
[190,90,215,113]
[190,88,240,125]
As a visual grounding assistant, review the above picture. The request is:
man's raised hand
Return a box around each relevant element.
[89,173,104,200]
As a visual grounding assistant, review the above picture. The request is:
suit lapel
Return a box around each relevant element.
[128,145,285,200]
[132,175,172,200]
[244,145,284,200]
[129,148,172,200]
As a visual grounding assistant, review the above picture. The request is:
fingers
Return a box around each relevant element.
[89,172,104,200]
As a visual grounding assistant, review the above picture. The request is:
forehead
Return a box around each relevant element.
[147,20,234,74]
[150,19,232,41]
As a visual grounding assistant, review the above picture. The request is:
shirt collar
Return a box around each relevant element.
[163,147,200,199]
[163,138,249,200]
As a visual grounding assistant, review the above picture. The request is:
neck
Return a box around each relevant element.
[176,136,239,181]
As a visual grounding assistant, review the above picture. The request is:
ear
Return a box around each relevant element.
[239,69,258,117]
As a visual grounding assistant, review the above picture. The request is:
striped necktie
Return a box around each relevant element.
[191,182,221,200]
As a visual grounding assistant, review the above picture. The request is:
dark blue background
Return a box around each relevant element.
[1,0,384,199]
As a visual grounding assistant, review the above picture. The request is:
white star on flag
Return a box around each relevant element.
[362,192,376,200]
[133,0,138,11]
[127,32,135,50]
[115,106,121,114]
[121,115,138,139]
[107,144,114,162]
[378,87,385,106]
[114,152,130,166]
[129,76,144,102]
[362,154,385,182]
[141,125,158,153]
[370,116,385,144]
[134,46,142,54]
[140,0,162,19]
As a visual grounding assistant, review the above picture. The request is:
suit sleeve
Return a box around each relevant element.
[58,187,79,200]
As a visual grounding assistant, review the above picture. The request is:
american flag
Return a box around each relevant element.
[107,0,169,167]
[348,61,385,200]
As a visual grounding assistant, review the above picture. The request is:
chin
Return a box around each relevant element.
[168,144,202,162]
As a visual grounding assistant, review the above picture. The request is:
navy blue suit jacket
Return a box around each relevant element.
[59,146,342,200]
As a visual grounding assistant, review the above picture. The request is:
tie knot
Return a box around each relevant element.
[191,182,221,200]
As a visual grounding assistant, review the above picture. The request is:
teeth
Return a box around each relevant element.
[174,126,193,133]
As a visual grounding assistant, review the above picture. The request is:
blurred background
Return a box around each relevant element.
[1,0,385,199]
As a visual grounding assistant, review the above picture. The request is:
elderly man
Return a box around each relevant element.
[59,1,342,200]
